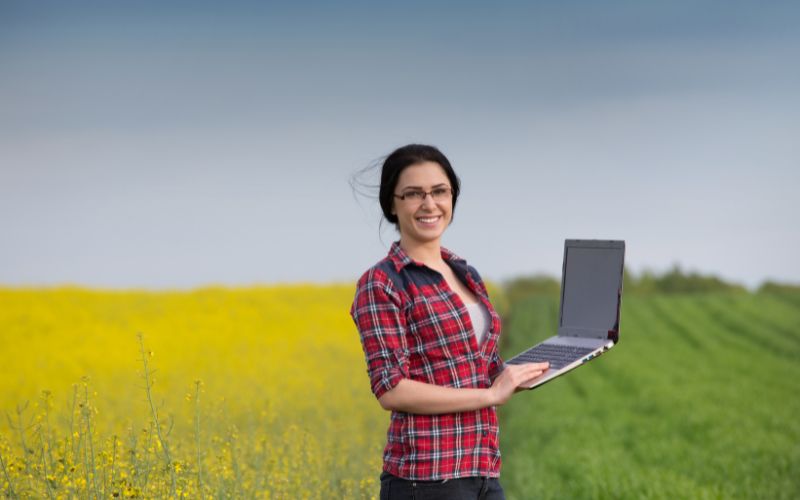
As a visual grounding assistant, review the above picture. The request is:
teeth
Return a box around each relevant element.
[417,217,439,223]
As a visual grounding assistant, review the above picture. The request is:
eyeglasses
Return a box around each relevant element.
[393,186,453,203]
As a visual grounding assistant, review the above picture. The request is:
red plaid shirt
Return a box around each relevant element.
[351,242,505,480]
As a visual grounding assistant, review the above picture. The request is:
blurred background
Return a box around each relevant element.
[2,0,798,289]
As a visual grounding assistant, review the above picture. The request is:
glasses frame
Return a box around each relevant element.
[393,186,453,203]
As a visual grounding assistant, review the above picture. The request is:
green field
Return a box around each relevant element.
[498,291,800,499]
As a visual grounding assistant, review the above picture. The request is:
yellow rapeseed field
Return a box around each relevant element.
[0,286,386,498]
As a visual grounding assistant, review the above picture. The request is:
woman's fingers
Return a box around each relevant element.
[498,363,547,388]
[491,362,552,405]
[512,362,549,382]
[524,362,550,373]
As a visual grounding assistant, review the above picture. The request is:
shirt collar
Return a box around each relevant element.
[388,241,466,273]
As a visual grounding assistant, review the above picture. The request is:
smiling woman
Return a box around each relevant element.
[350,144,549,499]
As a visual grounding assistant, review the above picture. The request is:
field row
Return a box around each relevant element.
[498,292,800,499]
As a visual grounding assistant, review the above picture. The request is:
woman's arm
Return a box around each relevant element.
[378,362,549,414]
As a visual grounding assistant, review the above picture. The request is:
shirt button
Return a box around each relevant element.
[482,430,488,436]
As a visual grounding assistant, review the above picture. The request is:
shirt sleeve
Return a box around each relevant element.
[350,268,410,400]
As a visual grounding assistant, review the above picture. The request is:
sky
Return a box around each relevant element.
[1,1,798,289]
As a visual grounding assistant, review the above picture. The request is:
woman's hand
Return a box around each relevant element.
[488,362,550,406]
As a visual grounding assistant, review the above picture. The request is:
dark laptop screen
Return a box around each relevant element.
[559,241,625,339]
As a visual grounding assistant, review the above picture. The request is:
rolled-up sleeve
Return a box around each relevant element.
[350,268,409,399]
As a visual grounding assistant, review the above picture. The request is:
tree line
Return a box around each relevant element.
[503,265,800,302]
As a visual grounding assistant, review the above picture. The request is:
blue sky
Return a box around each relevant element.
[1,1,798,288]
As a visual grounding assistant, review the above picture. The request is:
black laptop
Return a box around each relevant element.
[506,239,625,390]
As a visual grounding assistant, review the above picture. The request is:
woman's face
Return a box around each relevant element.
[392,161,453,247]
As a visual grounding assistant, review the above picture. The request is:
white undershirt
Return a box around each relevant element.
[465,301,491,346]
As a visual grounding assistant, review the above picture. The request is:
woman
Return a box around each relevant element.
[351,144,549,499]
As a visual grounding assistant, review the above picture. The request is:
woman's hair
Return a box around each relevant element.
[379,144,461,226]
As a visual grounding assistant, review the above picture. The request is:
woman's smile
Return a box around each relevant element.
[415,214,442,227]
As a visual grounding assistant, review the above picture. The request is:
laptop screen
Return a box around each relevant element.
[559,241,625,340]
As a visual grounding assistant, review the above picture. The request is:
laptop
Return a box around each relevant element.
[506,239,625,390]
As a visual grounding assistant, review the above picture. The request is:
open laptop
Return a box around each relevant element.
[506,239,625,390]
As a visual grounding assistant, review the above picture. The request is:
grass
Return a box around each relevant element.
[498,291,800,499]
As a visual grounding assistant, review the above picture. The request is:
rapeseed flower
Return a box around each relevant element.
[0,286,386,498]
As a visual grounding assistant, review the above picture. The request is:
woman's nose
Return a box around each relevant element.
[421,193,437,208]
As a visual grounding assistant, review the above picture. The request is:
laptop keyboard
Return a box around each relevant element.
[507,344,595,370]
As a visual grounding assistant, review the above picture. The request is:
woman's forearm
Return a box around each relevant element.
[377,362,550,414]
[378,378,494,415]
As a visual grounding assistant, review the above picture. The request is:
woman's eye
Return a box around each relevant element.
[405,191,425,200]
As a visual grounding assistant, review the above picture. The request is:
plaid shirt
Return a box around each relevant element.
[351,242,505,480]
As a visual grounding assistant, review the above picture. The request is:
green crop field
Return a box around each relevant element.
[498,291,800,499]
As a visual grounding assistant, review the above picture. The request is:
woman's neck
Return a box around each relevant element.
[399,238,444,268]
